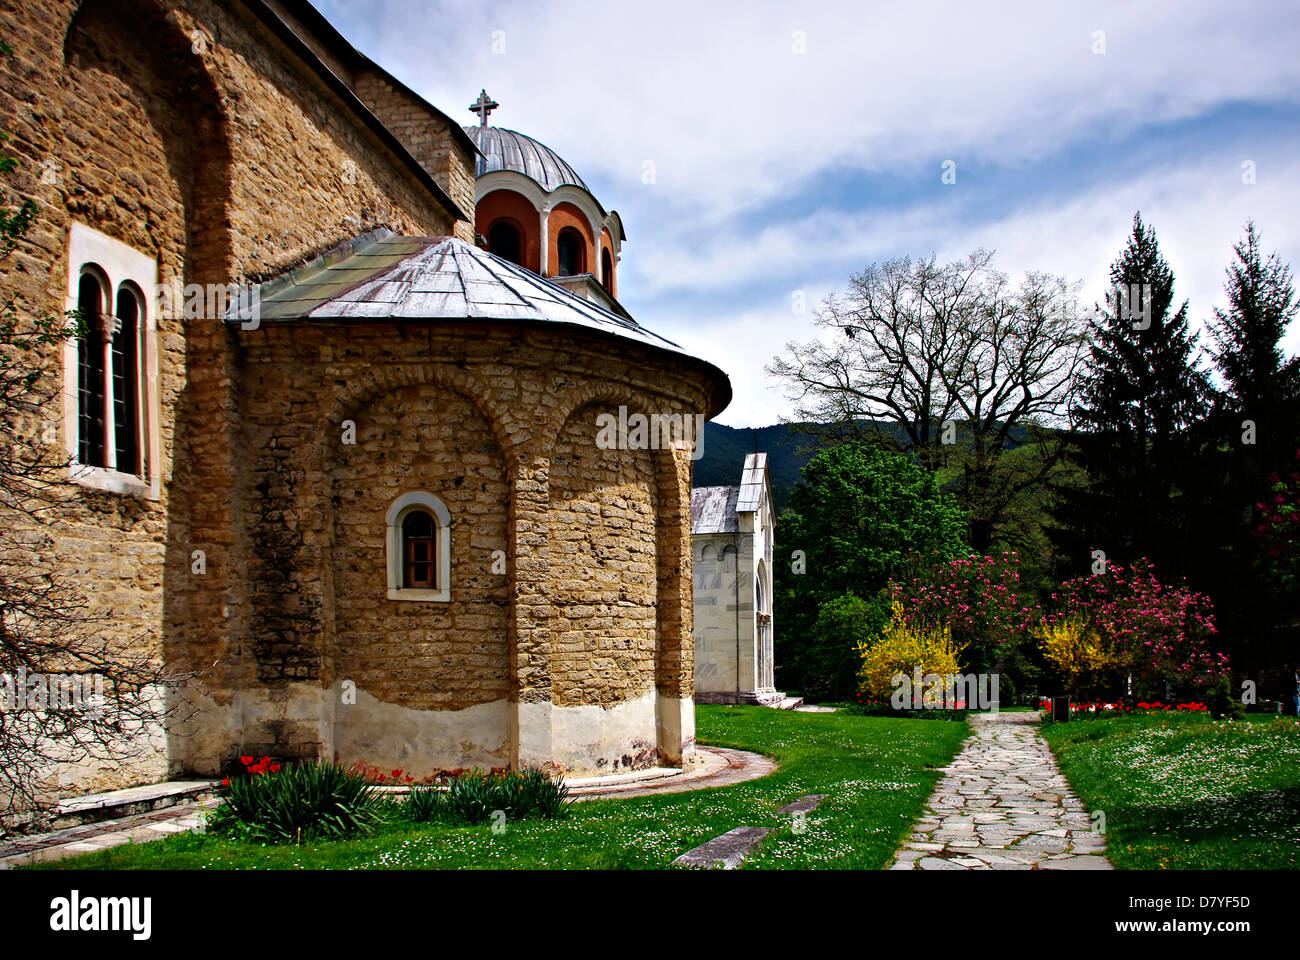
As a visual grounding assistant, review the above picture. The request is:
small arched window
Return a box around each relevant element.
[76,270,108,468]
[488,220,522,265]
[601,248,614,292]
[556,228,585,276]
[386,492,452,601]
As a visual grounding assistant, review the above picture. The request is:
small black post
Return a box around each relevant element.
[1052,696,1070,723]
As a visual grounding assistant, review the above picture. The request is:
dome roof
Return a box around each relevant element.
[465,125,590,193]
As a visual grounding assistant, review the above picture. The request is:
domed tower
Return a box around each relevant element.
[466,90,626,311]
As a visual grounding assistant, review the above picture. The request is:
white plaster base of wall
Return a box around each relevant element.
[333,688,511,776]
[173,683,690,780]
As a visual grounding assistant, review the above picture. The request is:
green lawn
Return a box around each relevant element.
[31,705,968,870]
[1042,711,1300,869]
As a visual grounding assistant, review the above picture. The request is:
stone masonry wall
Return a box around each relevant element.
[332,382,511,711]
[352,70,477,238]
[549,404,657,708]
[191,320,719,776]
[0,0,467,805]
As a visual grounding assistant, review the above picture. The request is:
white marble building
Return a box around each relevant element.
[691,453,782,705]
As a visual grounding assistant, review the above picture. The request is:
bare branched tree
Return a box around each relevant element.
[767,250,1090,551]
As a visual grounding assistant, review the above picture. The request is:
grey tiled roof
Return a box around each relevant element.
[226,231,689,356]
[465,125,589,193]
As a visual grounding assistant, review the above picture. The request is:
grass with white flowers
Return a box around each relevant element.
[1042,711,1300,869]
[29,705,969,870]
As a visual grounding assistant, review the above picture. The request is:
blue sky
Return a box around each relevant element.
[316,0,1300,427]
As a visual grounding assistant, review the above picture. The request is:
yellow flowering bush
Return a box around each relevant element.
[857,601,964,701]
[1037,617,1129,698]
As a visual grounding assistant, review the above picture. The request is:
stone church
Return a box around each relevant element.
[0,0,730,810]
[691,453,782,705]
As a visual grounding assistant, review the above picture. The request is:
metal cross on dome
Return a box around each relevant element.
[469,89,498,127]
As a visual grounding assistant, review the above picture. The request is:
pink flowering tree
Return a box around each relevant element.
[891,551,1041,673]
[1045,558,1228,702]
[1252,453,1300,596]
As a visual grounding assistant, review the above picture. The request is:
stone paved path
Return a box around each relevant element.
[889,711,1113,870]
[0,800,217,869]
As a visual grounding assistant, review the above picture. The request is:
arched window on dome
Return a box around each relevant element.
[601,248,614,292]
[488,219,522,266]
[556,227,585,277]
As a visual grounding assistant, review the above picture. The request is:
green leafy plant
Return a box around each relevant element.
[443,767,569,825]
[405,783,443,823]
[210,756,385,844]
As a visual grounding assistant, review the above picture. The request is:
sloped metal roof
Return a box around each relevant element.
[691,485,740,535]
[737,452,768,513]
[226,231,689,355]
[465,125,589,193]
[692,452,769,534]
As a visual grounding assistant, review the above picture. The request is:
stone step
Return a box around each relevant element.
[51,780,221,829]
[775,793,826,815]
[564,766,683,794]
[673,826,773,869]
[776,696,804,710]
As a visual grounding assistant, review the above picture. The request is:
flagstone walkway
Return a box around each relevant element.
[889,711,1113,870]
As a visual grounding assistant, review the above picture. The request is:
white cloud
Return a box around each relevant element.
[316,0,1300,427]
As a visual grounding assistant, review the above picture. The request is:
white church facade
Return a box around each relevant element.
[690,453,783,705]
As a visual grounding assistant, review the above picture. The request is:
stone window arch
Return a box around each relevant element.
[64,224,159,498]
[112,281,147,476]
[386,491,452,602]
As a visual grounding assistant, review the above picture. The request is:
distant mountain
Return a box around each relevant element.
[694,419,1042,511]
[693,421,878,511]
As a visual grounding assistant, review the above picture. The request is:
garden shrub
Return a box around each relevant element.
[857,600,964,702]
[415,768,570,825]
[211,757,386,844]
[1040,558,1229,702]
[804,592,890,700]
[1037,616,1129,700]
[893,551,1041,674]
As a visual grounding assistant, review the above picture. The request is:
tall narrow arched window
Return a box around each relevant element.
[76,271,108,468]
[386,492,452,601]
[488,220,522,265]
[113,285,141,475]
[556,227,584,276]
[601,248,614,292]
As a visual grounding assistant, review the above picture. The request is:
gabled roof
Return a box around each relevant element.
[691,452,770,534]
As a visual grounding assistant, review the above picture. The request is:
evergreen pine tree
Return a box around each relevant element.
[1194,221,1300,670]
[1053,213,1211,577]
[1206,220,1300,467]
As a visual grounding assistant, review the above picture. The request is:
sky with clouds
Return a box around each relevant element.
[316,0,1300,427]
